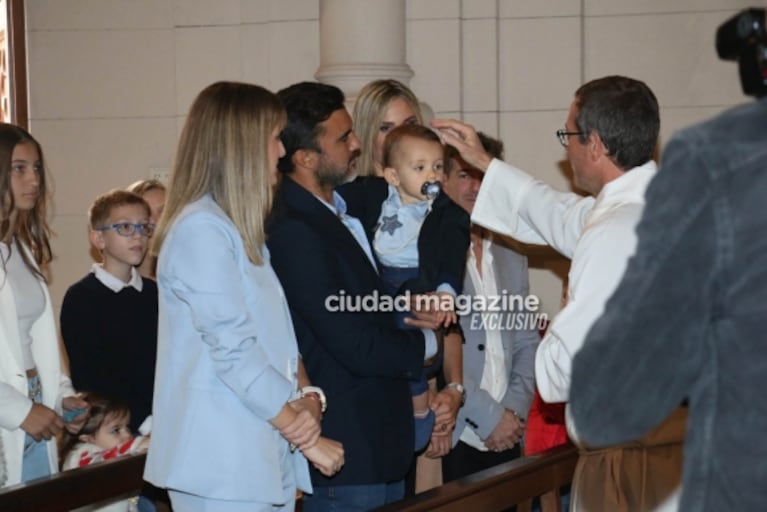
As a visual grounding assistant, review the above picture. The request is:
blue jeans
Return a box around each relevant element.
[137,495,157,512]
[302,481,405,512]
[21,374,51,483]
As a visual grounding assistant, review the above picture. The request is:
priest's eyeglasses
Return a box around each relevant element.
[556,128,584,147]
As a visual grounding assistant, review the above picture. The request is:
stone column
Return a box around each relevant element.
[315,0,413,104]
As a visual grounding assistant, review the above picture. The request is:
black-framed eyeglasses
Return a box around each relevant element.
[96,222,155,237]
[556,128,584,147]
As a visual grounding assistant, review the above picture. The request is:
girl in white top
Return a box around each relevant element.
[0,123,87,487]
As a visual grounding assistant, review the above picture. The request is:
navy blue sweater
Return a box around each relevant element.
[60,273,158,432]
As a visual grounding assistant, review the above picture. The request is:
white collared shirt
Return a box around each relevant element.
[91,263,143,293]
[459,235,509,451]
[316,191,378,272]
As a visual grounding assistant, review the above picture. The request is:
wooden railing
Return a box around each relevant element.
[0,453,146,512]
[377,444,577,512]
[0,445,577,512]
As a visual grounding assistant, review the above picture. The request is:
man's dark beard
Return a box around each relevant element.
[316,158,350,188]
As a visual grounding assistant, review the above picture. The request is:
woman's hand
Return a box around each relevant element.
[290,395,322,424]
[21,403,63,441]
[280,407,321,451]
[302,437,345,477]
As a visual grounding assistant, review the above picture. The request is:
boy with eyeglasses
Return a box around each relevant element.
[60,189,158,435]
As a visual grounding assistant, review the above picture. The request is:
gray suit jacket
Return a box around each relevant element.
[453,232,539,445]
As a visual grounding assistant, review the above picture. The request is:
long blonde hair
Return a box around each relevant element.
[151,82,285,266]
[352,79,422,177]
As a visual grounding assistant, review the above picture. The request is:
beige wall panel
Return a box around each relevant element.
[172,0,241,26]
[461,111,500,138]
[27,0,173,30]
[270,21,321,89]
[658,105,740,153]
[32,117,177,215]
[241,24,274,88]
[462,19,498,112]
[462,0,497,19]
[28,29,176,120]
[499,0,581,18]
[408,19,462,113]
[174,26,242,115]
[48,214,95,321]
[407,0,460,19]
[583,12,747,108]
[263,0,319,21]
[499,17,582,111]
[585,0,757,16]
[499,110,576,194]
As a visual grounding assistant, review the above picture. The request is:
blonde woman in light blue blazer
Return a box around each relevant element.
[143,82,344,512]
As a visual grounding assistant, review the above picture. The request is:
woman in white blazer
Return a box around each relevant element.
[0,123,85,487]
[143,82,344,512]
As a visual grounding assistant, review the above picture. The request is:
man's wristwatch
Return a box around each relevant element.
[445,382,466,407]
[299,386,327,413]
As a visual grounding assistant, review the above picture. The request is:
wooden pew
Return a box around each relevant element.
[376,444,577,512]
[0,453,146,512]
[0,445,577,512]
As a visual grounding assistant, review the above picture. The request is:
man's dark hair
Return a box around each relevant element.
[477,132,504,160]
[574,76,659,170]
[276,82,346,174]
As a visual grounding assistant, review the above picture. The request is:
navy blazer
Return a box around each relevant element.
[338,176,471,294]
[266,176,426,486]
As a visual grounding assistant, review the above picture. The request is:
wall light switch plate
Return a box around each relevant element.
[149,167,171,184]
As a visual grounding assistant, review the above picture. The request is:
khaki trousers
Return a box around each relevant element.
[571,407,687,512]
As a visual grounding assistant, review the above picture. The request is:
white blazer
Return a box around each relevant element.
[0,242,75,487]
[144,195,311,503]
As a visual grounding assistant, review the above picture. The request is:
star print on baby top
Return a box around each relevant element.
[373,185,431,268]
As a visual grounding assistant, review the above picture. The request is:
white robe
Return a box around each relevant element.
[471,158,657,408]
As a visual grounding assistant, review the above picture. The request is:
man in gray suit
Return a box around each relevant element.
[438,134,539,481]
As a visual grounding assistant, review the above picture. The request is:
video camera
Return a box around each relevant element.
[716,8,767,97]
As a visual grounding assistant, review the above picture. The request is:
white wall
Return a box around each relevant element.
[24,0,755,318]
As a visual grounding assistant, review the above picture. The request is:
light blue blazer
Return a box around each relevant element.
[143,195,311,503]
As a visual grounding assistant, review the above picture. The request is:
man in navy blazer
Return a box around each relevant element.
[267,81,440,511]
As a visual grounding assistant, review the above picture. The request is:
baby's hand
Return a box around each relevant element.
[136,436,151,453]
[435,291,457,328]
[443,310,458,328]
[62,396,90,434]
